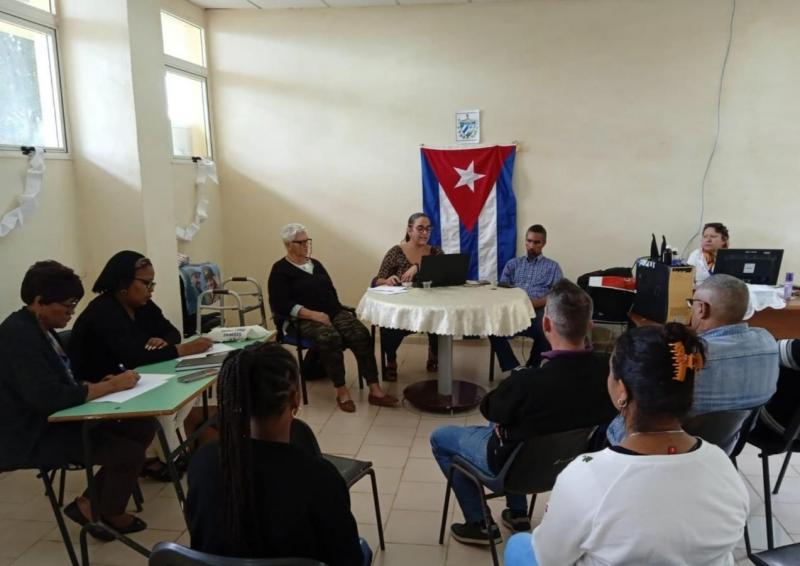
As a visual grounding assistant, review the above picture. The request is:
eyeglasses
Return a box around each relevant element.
[135,278,157,291]
[59,299,79,310]
[686,298,709,308]
[413,226,433,233]
[292,239,312,246]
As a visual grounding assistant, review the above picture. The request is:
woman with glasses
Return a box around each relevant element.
[69,250,213,480]
[0,261,154,539]
[373,212,442,379]
[686,222,730,285]
[268,223,399,412]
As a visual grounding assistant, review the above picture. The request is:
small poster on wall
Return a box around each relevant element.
[455,110,480,144]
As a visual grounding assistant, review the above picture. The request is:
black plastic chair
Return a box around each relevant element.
[750,542,800,566]
[438,426,596,566]
[149,541,327,565]
[682,408,754,456]
[743,405,800,550]
[289,420,385,551]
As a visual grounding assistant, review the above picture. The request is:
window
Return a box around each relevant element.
[0,3,66,151]
[11,0,52,12]
[161,11,211,159]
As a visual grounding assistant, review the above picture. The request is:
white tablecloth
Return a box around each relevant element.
[356,286,534,337]
[745,285,787,320]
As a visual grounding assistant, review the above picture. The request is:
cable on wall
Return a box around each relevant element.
[681,0,737,258]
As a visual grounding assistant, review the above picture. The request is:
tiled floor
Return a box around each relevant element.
[0,337,796,565]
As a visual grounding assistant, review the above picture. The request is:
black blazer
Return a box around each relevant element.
[68,294,182,382]
[0,308,87,469]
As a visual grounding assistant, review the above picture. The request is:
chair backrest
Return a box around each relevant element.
[290,419,322,456]
[504,426,596,495]
[149,542,328,566]
[729,406,762,459]
[682,408,755,455]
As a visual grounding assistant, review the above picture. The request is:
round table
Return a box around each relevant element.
[356,285,534,412]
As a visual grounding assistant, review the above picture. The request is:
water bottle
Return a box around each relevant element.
[784,272,795,301]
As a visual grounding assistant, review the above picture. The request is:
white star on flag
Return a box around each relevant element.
[453,161,485,192]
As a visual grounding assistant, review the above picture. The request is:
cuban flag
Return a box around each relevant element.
[421,145,516,281]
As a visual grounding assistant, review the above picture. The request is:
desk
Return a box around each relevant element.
[629,298,800,339]
[357,286,533,412]
[48,338,265,564]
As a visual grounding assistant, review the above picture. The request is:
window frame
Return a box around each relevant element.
[161,10,212,161]
[0,0,68,154]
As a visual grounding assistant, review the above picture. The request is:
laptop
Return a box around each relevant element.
[414,254,470,288]
[175,351,230,370]
[714,249,784,285]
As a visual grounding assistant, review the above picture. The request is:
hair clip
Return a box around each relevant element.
[669,341,704,382]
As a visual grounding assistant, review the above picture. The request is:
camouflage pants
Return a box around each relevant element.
[296,309,378,388]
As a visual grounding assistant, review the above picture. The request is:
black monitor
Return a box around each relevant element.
[414,254,469,288]
[714,249,784,285]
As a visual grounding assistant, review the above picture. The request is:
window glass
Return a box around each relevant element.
[161,12,204,68]
[0,16,64,149]
[11,0,52,13]
[165,70,210,158]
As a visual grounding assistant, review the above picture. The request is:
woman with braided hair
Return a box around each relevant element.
[504,323,749,566]
[186,342,368,565]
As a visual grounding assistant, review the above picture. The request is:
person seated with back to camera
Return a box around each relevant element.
[505,323,749,566]
[686,222,729,285]
[268,222,398,413]
[0,261,154,539]
[430,279,616,547]
[186,342,371,566]
[374,212,442,380]
[606,274,778,448]
[68,250,213,480]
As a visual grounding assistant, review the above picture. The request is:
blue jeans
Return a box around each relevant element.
[430,425,527,523]
[504,533,539,565]
[489,308,550,371]
[360,537,372,566]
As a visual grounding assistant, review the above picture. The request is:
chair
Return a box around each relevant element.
[741,405,800,550]
[1,466,80,566]
[682,408,755,456]
[149,541,327,565]
[289,420,385,551]
[438,426,596,566]
[274,310,366,405]
[750,542,800,566]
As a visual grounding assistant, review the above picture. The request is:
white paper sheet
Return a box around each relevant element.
[367,285,409,294]
[89,374,172,404]
[178,342,234,361]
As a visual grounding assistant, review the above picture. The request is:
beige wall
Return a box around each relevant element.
[209,0,800,309]
[0,157,84,316]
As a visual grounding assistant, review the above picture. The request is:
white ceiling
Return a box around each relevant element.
[189,0,504,9]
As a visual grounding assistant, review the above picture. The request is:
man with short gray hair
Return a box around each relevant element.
[607,274,779,445]
[431,279,616,546]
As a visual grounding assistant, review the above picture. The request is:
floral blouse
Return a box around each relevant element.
[376,244,443,281]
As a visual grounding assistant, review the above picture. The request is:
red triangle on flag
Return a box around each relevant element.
[422,146,514,232]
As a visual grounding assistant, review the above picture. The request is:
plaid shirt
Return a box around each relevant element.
[500,254,563,300]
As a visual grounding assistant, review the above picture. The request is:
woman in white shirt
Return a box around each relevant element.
[504,323,749,566]
[687,222,730,285]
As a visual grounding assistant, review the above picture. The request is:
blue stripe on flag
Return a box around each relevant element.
[495,149,517,277]
[421,152,442,247]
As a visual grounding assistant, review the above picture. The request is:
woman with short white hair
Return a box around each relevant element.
[268,223,399,412]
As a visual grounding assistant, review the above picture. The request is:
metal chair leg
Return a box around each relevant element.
[773,452,793,495]
[439,468,454,544]
[528,493,537,519]
[488,344,495,382]
[132,481,144,512]
[475,482,499,566]
[367,470,385,550]
[39,470,79,566]
[761,453,774,550]
[58,468,67,507]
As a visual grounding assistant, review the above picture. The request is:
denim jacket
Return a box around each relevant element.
[607,323,779,444]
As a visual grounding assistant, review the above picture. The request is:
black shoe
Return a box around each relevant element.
[501,508,531,532]
[450,521,502,546]
[63,500,114,542]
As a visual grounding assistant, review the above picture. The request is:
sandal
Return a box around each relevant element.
[140,460,178,482]
[337,397,356,413]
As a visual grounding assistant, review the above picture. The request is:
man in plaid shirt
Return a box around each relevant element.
[490,224,563,370]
